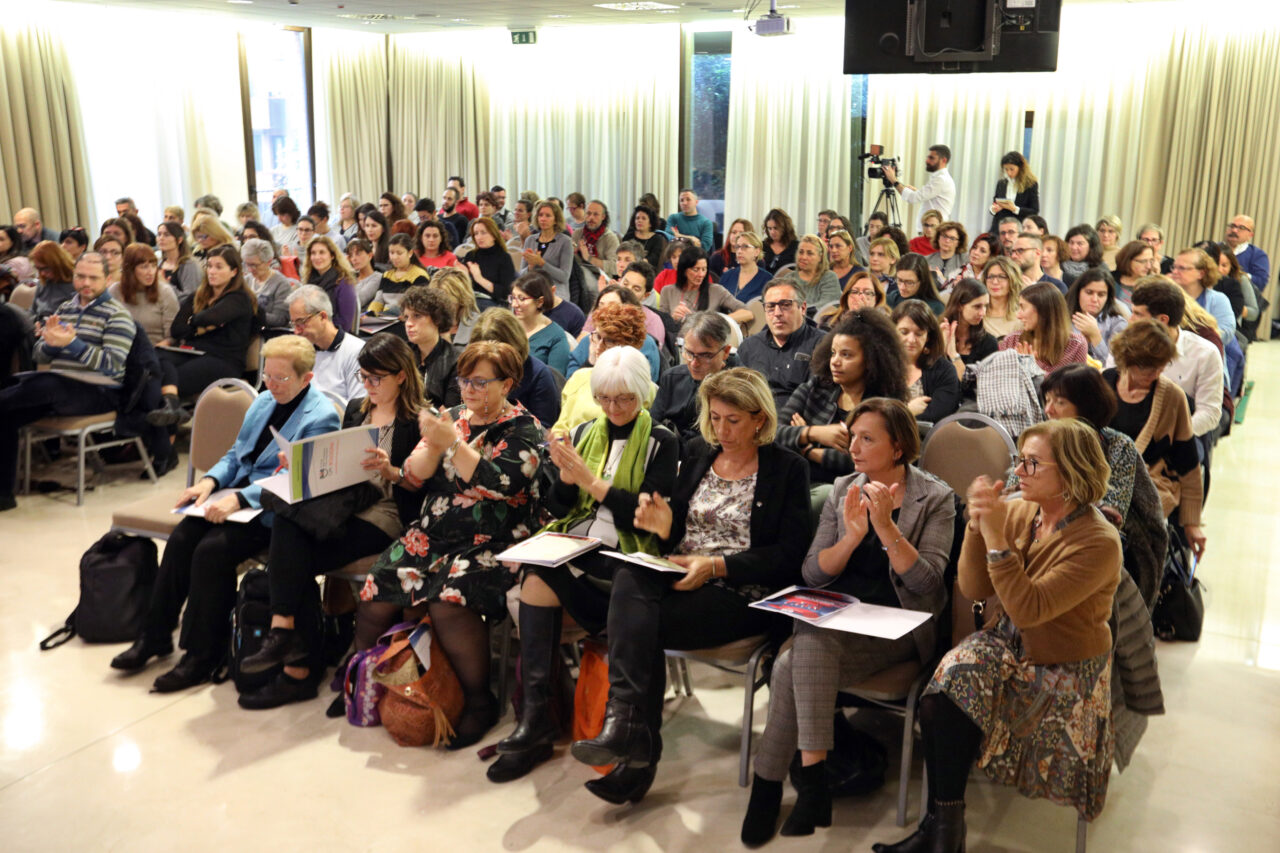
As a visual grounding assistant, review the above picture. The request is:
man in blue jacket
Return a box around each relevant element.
[1226,214,1269,293]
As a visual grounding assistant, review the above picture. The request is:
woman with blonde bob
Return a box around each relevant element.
[772,234,841,311]
[558,367,811,805]
[874,418,1121,853]
[489,346,679,785]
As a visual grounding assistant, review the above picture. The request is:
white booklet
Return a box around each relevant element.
[255,424,379,504]
[750,585,931,640]
[494,531,602,567]
[172,489,263,524]
[599,550,687,574]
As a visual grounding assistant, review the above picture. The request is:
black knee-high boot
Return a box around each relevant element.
[497,604,562,754]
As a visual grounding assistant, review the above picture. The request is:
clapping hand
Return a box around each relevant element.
[939,319,960,359]
[1014,340,1036,358]
[634,492,673,540]
[419,407,457,450]
[842,486,871,544]
[522,249,545,267]
[41,315,75,348]
[966,475,1008,543]
[863,480,901,532]
[549,437,594,489]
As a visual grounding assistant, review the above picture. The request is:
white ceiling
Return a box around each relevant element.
[52,0,850,32]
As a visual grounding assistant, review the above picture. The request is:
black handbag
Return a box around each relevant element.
[1152,525,1205,642]
[40,532,158,649]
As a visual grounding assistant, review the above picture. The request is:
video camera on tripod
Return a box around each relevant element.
[858,144,899,189]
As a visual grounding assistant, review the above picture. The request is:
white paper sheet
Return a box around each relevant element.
[494,532,602,567]
[172,489,262,523]
[599,550,688,574]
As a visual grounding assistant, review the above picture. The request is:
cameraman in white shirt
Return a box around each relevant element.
[882,144,957,222]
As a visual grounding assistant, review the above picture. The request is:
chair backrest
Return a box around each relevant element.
[775,263,797,276]
[919,412,1016,504]
[744,297,767,337]
[244,334,263,387]
[509,248,525,270]
[321,388,347,418]
[547,366,567,395]
[722,313,744,348]
[9,284,36,311]
[188,378,258,485]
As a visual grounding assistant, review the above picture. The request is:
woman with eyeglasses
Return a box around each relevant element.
[817,270,884,330]
[359,340,545,748]
[886,253,945,315]
[147,244,259,426]
[240,238,293,329]
[509,271,571,376]
[1169,247,1237,341]
[111,335,340,692]
[189,211,234,267]
[488,345,680,786]
[720,231,773,303]
[980,256,1023,339]
[552,302,651,435]
[1112,240,1158,307]
[711,217,752,278]
[232,334,427,710]
[398,285,462,409]
[92,234,126,285]
[548,368,808,804]
[874,418,1121,853]
[927,221,968,294]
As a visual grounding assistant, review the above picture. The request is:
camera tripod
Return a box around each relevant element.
[870,183,902,229]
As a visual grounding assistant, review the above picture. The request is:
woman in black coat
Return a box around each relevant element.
[556,368,811,805]
[234,334,425,710]
[989,151,1040,234]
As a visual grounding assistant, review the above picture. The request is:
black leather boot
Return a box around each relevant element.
[486,742,555,783]
[145,394,187,427]
[110,635,174,672]
[779,759,832,836]
[872,811,937,853]
[930,800,966,853]
[585,763,657,805]
[570,698,653,768]
[740,774,784,847]
[497,604,562,754]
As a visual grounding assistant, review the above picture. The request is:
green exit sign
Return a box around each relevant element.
[510,30,537,45]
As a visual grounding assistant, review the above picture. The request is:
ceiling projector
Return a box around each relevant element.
[751,1,792,36]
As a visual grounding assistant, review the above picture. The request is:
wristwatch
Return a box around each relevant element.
[986,549,1011,563]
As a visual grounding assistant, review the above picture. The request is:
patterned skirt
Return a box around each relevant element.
[926,615,1113,820]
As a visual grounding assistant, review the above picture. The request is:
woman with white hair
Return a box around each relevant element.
[241,238,295,329]
[489,346,679,784]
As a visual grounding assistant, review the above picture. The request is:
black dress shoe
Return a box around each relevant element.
[584,763,657,805]
[0,493,16,512]
[486,742,555,783]
[239,627,308,674]
[147,450,179,479]
[145,394,189,427]
[111,636,174,672]
[151,653,215,693]
[238,671,319,710]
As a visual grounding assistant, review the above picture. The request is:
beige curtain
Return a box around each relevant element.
[724,18,853,239]
[314,29,389,204]
[0,22,91,229]
[388,33,490,201]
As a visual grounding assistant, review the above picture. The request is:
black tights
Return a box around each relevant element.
[918,692,983,803]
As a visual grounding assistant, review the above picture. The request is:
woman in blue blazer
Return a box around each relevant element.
[110,335,341,692]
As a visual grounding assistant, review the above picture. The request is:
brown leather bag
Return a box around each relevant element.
[372,617,465,748]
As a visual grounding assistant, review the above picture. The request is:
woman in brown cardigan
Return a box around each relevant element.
[1101,319,1206,560]
[874,419,1121,853]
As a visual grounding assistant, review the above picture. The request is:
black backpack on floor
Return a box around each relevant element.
[40,532,158,649]
[222,568,276,693]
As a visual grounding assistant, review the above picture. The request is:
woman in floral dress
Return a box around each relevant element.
[359,340,544,748]
[874,418,1122,853]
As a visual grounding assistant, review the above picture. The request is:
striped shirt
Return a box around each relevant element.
[33,291,136,381]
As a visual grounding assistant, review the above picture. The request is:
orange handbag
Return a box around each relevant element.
[572,639,614,774]
[373,617,465,748]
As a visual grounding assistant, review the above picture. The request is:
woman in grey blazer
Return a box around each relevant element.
[742,397,956,847]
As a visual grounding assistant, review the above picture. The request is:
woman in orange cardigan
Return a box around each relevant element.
[874,418,1121,853]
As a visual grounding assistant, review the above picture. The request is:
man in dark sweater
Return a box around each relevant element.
[736,280,823,412]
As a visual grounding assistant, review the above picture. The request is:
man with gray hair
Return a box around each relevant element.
[736,279,823,410]
[241,239,295,329]
[651,311,736,450]
[1137,223,1174,275]
[287,285,365,404]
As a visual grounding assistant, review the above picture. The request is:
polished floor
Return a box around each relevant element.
[2,348,1279,853]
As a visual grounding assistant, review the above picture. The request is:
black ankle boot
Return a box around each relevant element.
[740,774,784,847]
[570,698,653,768]
[240,627,308,675]
[584,763,657,805]
[930,800,965,853]
[873,811,937,853]
[779,759,832,837]
[497,604,562,755]
[486,742,555,783]
[446,691,500,751]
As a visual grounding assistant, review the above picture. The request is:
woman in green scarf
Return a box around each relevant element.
[488,346,679,784]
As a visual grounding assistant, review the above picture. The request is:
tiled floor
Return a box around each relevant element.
[2,347,1279,852]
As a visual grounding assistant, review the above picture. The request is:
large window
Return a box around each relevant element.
[687,31,732,231]
[240,27,314,219]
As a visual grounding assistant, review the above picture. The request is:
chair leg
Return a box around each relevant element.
[897,677,926,827]
[134,437,158,483]
[679,658,693,695]
[76,428,88,506]
[1076,814,1087,853]
[739,645,769,787]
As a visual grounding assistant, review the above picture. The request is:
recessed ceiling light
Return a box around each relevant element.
[548,14,572,18]
[593,2,681,11]
[227,0,253,4]
[452,18,470,22]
